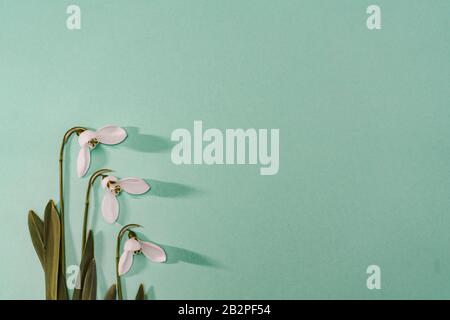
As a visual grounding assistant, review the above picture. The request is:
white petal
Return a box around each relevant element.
[140,241,166,263]
[77,146,91,177]
[101,191,119,224]
[96,125,127,145]
[124,238,141,252]
[119,178,150,195]
[78,130,97,147]
[118,250,133,276]
[101,175,118,189]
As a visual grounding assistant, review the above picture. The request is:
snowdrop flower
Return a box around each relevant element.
[101,175,150,224]
[77,125,127,177]
[118,233,166,276]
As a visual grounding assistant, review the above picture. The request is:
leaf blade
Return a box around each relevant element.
[104,284,117,300]
[28,210,45,269]
[72,230,94,300]
[57,264,68,300]
[81,259,97,300]
[43,200,60,300]
[135,284,145,300]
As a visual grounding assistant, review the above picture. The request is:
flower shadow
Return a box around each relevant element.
[123,127,173,153]
[147,179,200,198]
[138,234,223,269]
[146,286,155,300]
[163,245,223,269]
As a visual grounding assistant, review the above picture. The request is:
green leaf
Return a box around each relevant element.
[72,289,81,300]
[28,210,45,269]
[43,200,60,300]
[72,230,94,300]
[135,284,145,300]
[104,284,117,300]
[57,264,68,300]
[81,259,96,300]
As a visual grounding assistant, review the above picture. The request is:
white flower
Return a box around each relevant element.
[101,175,150,224]
[118,237,166,276]
[77,125,127,177]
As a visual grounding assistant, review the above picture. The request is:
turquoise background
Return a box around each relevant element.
[0,1,449,299]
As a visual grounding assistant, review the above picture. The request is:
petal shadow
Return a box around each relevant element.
[163,245,223,269]
[136,236,223,269]
[123,127,173,153]
[146,286,155,300]
[148,179,200,198]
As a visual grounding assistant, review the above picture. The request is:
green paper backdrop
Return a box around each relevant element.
[0,0,449,299]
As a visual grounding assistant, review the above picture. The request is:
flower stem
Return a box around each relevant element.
[81,168,112,253]
[58,127,86,284]
[116,224,142,300]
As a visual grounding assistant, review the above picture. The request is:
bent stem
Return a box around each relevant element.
[58,127,86,283]
[116,224,142,300]
[81,168,112,253]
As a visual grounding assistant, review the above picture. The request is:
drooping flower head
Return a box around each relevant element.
[77,125,127,177]
[118,231,166,276]
[101,175,150,224]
